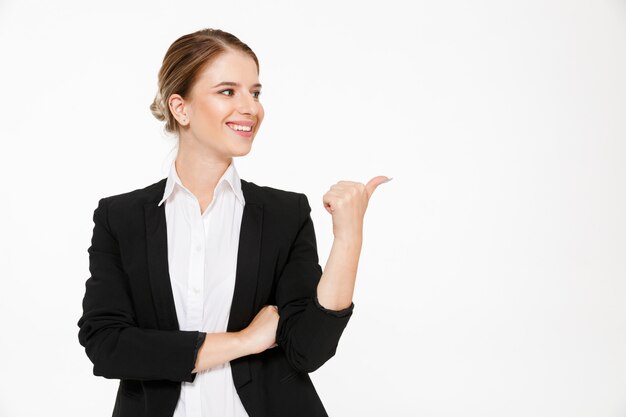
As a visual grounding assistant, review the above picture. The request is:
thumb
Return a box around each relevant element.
[365,176,393,197]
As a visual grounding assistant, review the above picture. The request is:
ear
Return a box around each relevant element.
[169,93,189,124]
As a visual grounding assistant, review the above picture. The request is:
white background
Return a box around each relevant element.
[1,1,625,416]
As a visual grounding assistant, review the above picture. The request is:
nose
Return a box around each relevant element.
[236,92,258,116]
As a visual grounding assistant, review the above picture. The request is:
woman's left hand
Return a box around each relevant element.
[322,176,391,239]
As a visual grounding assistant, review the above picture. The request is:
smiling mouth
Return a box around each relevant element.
[226,122,254,132]
[226,122,254,138]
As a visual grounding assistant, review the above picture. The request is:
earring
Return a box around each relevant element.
[182,117,187,123]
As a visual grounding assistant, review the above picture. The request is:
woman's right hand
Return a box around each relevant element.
[239,304,280,354]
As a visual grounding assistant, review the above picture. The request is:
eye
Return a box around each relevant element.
[218,89,261,99]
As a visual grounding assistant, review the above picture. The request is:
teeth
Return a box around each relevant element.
[228,123,252,132]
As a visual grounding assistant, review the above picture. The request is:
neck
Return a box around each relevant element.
[174,146,232,199]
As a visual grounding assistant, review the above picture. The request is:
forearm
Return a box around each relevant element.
[192,331,253,373]
[79,326,204,382]
[316,234,362,310]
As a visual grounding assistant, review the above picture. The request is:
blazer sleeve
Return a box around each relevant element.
[77,197,203,383]
[275,193,355,373]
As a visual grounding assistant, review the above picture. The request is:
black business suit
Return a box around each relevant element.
[77,176,355,417]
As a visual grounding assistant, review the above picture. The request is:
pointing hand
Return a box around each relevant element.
[322,176,392,238]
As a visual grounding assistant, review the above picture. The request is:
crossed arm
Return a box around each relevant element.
[77,194,357,381]
[193,193,358,374]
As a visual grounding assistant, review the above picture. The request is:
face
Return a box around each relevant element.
[176,49,264,158]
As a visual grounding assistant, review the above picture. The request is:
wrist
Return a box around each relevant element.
[333,233,363,246]
[235,330,255,356]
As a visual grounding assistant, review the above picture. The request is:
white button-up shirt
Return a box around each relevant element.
[158,158,250,417]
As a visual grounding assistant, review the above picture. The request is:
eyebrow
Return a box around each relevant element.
[212,81,262,89]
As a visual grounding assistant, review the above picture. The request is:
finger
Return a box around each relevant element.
[323,195,337,214]
[365,176,392,197]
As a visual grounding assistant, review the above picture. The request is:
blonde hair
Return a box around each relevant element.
[150,28,259,136]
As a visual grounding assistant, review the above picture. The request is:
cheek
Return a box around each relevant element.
[196,98,229,125]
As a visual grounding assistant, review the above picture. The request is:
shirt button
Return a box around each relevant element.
[195,245,202,252]
[192,287,200,294]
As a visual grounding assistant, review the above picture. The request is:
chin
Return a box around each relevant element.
[230,144,253,157]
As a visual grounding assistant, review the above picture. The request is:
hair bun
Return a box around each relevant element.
[149,92,166,121]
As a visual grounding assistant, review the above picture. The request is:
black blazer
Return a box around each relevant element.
[77,177,355,417]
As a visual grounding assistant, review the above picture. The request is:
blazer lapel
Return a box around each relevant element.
[227,180,263,334]
[145,198,180,331]
[144,178,262,389]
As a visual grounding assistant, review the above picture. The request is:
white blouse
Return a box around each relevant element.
[158,158,250,417]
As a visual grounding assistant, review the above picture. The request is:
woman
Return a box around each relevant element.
[77,28,390,417]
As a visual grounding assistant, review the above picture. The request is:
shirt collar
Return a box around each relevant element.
[158,159,245,207]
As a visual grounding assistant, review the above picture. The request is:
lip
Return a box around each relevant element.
[226,121,254,138]
[226,120,255,127]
